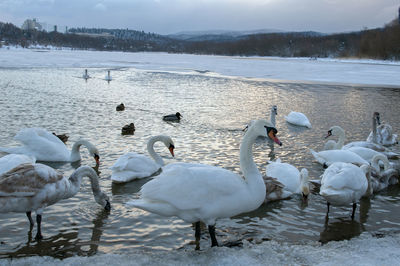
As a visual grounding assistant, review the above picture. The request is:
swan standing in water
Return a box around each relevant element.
[264,159,310,202]
[284,111,311,128]
[110,135,175,183]
[0,154,36,175]
[367,112,398,146]
[0,128,100,164]
[370,154,399,192]
[128,119,281,250]
[320,162,372,219]
[0,163,111,240]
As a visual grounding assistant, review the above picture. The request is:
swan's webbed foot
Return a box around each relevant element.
[208,225,219,247]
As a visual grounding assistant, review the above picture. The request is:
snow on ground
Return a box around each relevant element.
[1,46,399,87]
[1,232,400,266]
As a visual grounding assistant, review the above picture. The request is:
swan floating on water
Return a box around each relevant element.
[367,112,398,146]
[127,119,281,250]
[0,128,100,164]
[162,112,182,122]
[105,70,112,82]
[320,162,372,219]
[0,163,111,239]
[324,125,398,159]
[285,111,311,128]
[264,158,310,202]
[310,149,368,167]
[83,69,90,80]
[110,135,175,183]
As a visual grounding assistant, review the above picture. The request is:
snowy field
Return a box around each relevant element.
[1,46,400,87]
[0,47,400,265]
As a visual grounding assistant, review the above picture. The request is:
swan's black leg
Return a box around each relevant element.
[208,225,219,247]
[194,222,201,250]
[351,203,357,220]
[26,212,34,228]
[326,202,330,216]
[35,214,43,240]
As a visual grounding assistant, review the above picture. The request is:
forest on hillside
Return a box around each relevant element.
[0,21,399,60]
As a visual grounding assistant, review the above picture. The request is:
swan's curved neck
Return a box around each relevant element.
[336,128,345,149]
[270,109,276,127]
[67,166,102,201]
[147,136,164,166]
[70,140,95,162]
[240,129,266,200]
[371,155,390,173]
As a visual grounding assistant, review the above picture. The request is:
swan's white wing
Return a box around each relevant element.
[266,161,300,193]
[139,164,244,210]
[110,152,160,182]
[0,163,63,197]
[310,149,368,166]
[0,154,36,175]
[0,128,70,161]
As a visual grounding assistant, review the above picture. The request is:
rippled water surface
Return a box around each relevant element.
[0,66,400,258]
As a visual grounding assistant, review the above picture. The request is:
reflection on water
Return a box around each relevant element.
[0,67,400,258]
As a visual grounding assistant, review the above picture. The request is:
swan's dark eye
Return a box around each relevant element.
[265,126,277,134]
[169,144,175,149]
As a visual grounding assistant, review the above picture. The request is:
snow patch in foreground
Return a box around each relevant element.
[2,232,399,266]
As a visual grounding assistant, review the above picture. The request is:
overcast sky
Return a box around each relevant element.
[0,0,399,35]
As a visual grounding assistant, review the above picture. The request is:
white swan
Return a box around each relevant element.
[105,70,112,82]
[324,126,346,150]
[0,128,100,164]
[127,119,281,250]
[269,105,278,127]
[285,111,311,128]
[324,125,399,158]
[367,112,398,146]
[310,149,368,167]
[345,146,386,163]
[110,135,175,183]
[370,154,399,192]
[320,162,372,219]
[83,69,90,80]
[0,154,36,175]
[264,159,309,202]
[0,163,111,240]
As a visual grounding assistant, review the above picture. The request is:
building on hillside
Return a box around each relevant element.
[21,18,42,31]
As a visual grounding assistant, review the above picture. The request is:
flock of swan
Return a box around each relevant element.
[0,105,398,249]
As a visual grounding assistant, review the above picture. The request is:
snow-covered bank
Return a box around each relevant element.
[1,47,399,87]
[1,232,399,266]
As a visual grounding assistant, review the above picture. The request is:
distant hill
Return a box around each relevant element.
[167,29,283,41]
[1,21,399,60]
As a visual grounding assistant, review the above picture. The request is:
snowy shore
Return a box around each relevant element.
[1,46,399,87]
[2,232,400,266]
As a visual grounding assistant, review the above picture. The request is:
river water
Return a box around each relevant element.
[0,66,399,259]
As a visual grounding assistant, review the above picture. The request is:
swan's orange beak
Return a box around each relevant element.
[169,145,175,157]
[268,129,282,146]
